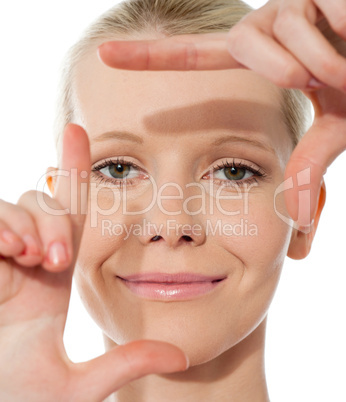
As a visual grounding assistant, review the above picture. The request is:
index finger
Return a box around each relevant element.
[54,124,90,242]
[97,32,244,70]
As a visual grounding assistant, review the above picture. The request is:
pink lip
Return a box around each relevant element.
[117,272,227,301]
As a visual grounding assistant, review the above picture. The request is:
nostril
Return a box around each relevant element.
[151,235,193,242]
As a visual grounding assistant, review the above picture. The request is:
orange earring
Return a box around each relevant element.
[47,176,54,195]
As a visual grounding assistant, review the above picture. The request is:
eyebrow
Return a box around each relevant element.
[212,135,275,154]
[92,131,144,144]
[92,130,275,154]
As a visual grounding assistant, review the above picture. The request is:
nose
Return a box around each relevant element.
[137,183,206,248]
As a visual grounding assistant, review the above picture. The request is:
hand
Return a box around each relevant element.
[226,0,346,91]
[97,0,346,90]
[0,124,188,402]
[97,0,346,229]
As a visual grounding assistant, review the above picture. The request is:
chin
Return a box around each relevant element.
[104,317,242,368]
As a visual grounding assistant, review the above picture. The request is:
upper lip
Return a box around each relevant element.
[117,272,227,283]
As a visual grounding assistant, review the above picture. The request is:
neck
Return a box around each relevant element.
[104,317,270,402]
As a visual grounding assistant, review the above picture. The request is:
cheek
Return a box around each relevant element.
[212,185,292,292]
[73,192,132,332]
[212,177,291,250]
[204,189,291,342]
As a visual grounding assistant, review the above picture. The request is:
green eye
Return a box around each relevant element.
[210,159,265,186]
[105,163,131,179]
[224,166,246,181]
[92,157,145,187]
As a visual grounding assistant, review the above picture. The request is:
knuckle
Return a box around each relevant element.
[184,43,198,70]
[17,190,38,205]
[15,210,36,233]
[273,8,297,40]
[227,24,249,59]
[144,42,151,70]
[17,191,47,219]
[276,63,300,87]
[0,202,33,230]
[288,153,323,173]
[118,347,138,375]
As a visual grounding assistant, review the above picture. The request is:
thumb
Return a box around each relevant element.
[284,115,346,229]
[54,124,91,254]
[71,340,189,401]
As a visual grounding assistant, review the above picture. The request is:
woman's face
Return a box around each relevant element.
[72,45,295,366]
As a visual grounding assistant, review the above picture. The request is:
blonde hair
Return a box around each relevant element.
[54,0,311,162]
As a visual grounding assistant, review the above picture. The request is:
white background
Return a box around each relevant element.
[0,1,345,401]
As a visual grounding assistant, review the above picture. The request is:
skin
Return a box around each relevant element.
[97,0,346,232]
[60,39,325,401]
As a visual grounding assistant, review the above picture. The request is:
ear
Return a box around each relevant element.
[287,179,326,260]
[46,167,58,196]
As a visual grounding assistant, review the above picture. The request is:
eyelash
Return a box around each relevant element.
[208,160,266,188]
[91,157,145,189]
[91,157,267,189]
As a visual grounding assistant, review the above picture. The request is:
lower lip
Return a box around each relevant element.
[118,278,226,301]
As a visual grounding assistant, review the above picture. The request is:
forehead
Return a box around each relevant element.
[73,47,292,156]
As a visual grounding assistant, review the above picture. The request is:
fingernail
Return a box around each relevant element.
[307,78,327,89]
[1,230,19,244]
[47,242,68,266]
[22,234,41,256]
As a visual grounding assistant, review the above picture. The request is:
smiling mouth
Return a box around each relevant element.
[116,274,227,301]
